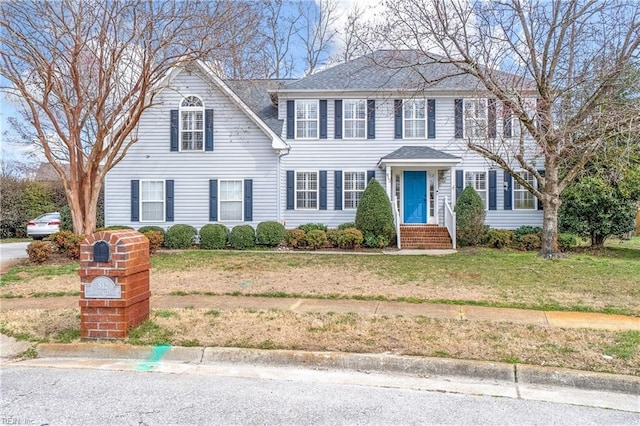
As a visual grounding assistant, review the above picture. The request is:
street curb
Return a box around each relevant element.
[32,343,639,395]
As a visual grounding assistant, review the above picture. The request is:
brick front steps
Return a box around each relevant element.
[399,224,453,250]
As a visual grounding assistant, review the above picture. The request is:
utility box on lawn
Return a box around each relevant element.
[79,230,150,339]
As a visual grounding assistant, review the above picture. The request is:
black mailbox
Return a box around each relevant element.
[93,241,110,262]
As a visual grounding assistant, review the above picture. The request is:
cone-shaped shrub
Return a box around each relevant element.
[355,178,395,245]
[454,186,486,246]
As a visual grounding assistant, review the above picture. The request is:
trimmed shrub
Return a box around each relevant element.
[557,233,578,252]
[298,223,328,233]
[337,227,363,249]
[96,225,134,231]
[27,241,53,263]
[138,226,166,237]
[199,224,229,249]
[487,229,514,249]
[305,229,327,249]
[455,186,486,246]
[514,226,542,239]
[47,230,85,259]
[229,225,256,250]
[326,229,342,247]
[517,233,542,251]
[285,229,306,248]
[256,221,286,247]
[337,222,356,230]
[143,230,164,255]
[355,179,395,246]
[364,233,389,249]
[164,224,197,249]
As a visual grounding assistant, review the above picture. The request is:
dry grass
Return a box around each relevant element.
[1,307,638,376]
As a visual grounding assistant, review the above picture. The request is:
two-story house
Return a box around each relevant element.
[104,50,543,249]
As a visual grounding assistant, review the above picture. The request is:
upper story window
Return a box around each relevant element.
[141,180,165,222]
[344,171,366,209]
[502,104,521,139]
[465,171,488,209]
[296,171,318,209]
[343,100,366,139]
[513,171,536,210]
[403,99,426,138]
[180,96,204,151]
[464,99,487,138]
[295,100,318,139]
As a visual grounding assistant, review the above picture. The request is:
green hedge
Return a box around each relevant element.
[256,221,286,246]
[164,224,197,249]
[199,224,229,249]
[229,225,255,250]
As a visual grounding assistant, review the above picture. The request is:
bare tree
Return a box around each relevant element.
[374,0,640,257]
[298,0,340,75]
[259,0,302,78]
[332,3,373,64]
[0,0,250,234]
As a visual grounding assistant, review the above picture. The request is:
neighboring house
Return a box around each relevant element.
[105,50,544,249]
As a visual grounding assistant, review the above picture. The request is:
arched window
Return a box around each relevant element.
[180,96,204,151]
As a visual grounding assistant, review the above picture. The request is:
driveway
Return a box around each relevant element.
[0,241,30,272]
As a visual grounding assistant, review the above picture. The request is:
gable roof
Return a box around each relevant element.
[382,146,461,161]
[281,50,534,94]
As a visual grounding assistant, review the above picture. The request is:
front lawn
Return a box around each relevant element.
[1,242,639,315]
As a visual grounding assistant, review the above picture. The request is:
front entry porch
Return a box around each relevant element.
[378,146,462,250]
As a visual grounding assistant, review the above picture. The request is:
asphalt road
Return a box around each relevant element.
[2,364,638,425]
[0,241,29,261]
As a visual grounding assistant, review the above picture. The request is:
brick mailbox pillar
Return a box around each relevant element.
[79,230,150,340]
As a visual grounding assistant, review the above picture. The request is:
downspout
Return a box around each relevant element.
[276,146,290,224]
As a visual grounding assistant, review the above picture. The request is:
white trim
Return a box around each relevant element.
[463,169,489,211]
[294,99,320,140]
[140,179,165,223]
[294,170,319,210]
[402,99,427,139]
[342,170,367,210]
[178,95,205,152]
[218,179,244,222]
[464,98,488,139]
[342,99,367,140]
[512,170,538,210]
[378,158,462,168]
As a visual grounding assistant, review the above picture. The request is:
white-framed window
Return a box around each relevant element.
[464,171,488,209]
[343,100,366,139]
[502,103,520,139]
[295,100,319,139]
[464,99,487,138]
[343,171,366,209]
[180,96,204,151]
[403,99,426,138]
[296,171,318,209]
[219,180,243,221]
[141,180,165,222]
[513,171,536,210]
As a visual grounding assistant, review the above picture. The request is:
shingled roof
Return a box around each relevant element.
[224,79,293,135]
[381,146,461,161]
[282,50,533,93]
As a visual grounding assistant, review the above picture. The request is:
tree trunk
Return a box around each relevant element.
[67,175,101,236]
[540,194,562,259]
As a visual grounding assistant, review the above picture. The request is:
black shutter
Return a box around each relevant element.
[170,110,179,151]
[286,170,294,210]
[488,99,497,139]
[503,103,512,138]
[319,100,327,139]
[367,100,375,139]
[244,179,253,221]
[503,171,512,210]
[455,170,464,201]
[286,100,294,139]
[394,99,403,139]
[334,170,342,210]
[454,99,463,139]
[165,180,174,222]
[205,109,214,151]
[489,170,497,210]
[427,99,436,139]
[131,180,139,222]
[209,179,218,221]
[537,170,545,210]
[334,100,342,139]
[319,171,327,210]
[367,170,376,184]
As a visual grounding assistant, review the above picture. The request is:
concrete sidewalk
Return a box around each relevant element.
[1,294,639,331]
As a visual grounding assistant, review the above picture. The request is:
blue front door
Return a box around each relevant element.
[403,171,427,223]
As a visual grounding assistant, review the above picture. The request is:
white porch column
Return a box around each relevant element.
[385,166,392,201]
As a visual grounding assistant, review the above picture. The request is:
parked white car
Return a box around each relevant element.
[26,212,61,239]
